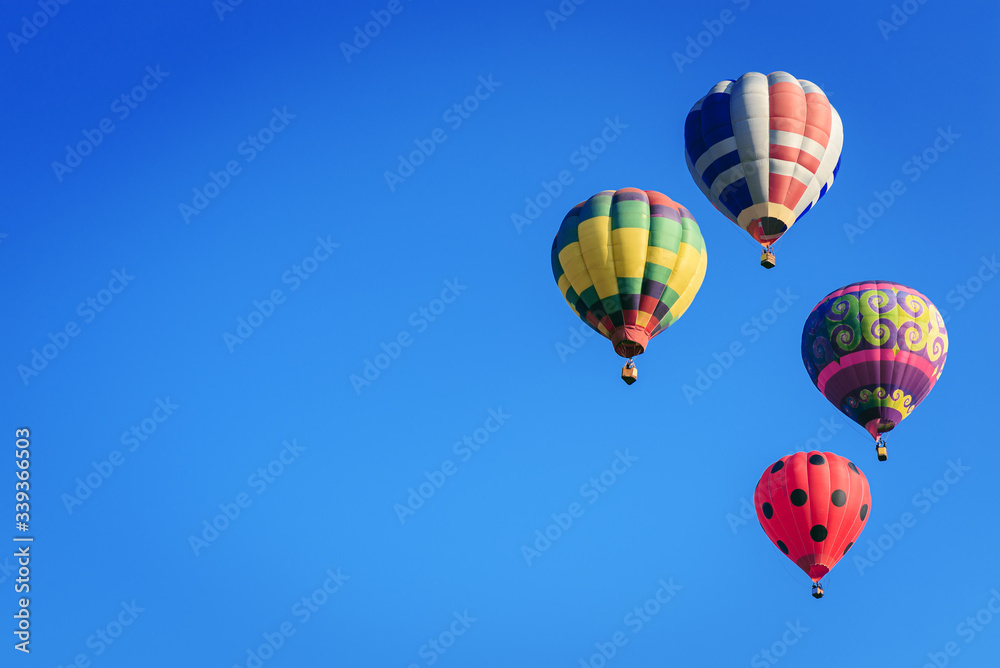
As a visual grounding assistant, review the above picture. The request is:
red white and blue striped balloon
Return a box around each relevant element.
[684,72,843,248]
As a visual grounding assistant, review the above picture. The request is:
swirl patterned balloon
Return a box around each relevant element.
[801,281,948,449]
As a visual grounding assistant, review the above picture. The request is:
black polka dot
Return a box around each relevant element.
[860,504,869,521]
[843,541,854,555]
[762,502,773,519]
[831,490,847,507]
[809,454,826,465]
[790,489,807,506]
[810,525,828,542]
[777,540,788,554]
[848,461,860,474]
[771,460,784,473]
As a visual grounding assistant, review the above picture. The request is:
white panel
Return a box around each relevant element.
[730,72,770,205]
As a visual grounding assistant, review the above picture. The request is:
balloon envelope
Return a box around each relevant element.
[551,188,707,358]
[801,281,948,439]
[755,451,871,582]
[684,71,842,249]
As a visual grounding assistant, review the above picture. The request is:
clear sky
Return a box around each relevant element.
[4,0,1000,666]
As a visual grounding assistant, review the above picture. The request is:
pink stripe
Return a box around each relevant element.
[816,348,938,395]
[823,282,932,302]
[796,150,821,174]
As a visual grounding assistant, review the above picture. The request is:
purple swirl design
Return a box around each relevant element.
[897,320,925,353]
[869,317,897,348]
[827,296,852,322]
[811,336,835,367]
[866,289,897,314]
[830,323,859,355]
[929,336,946,368]
[899,292,926,319]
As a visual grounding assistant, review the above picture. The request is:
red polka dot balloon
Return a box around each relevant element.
[755,451,872,587]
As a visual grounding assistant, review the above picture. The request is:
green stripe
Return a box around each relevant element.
[611,200,651,230]
[643,262,671,286]
[649,215,681,252]
[616,277,642,296]
[680,216,705,251]
[600,294,623,316]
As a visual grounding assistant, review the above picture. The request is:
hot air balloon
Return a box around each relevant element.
[801,281,948,461]
[683,71,843,268]
[755,451,871,598]
[551,188,707,384]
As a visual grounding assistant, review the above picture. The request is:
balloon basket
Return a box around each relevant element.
[876,444,887,461]
[621,361,637,385]
[811,583,824,599]
[760,249,776,269]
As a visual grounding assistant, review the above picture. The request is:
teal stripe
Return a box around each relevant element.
[649,215,681,252]
[611,200,651,230]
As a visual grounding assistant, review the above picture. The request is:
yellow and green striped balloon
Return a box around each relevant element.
[551,188,707,359]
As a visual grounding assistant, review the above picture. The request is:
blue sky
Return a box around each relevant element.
[3,0,1000,666]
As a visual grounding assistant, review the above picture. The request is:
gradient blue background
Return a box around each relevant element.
[4,0,1000,666]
